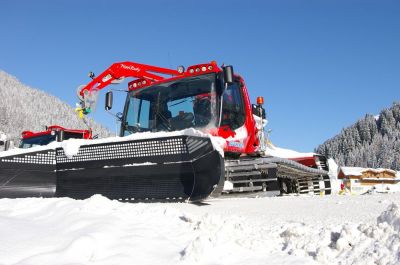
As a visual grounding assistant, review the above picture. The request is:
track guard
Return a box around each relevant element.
[0,136,224,202]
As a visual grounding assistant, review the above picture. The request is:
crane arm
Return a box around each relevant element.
[78,61,180,99]
[76,61,181,116]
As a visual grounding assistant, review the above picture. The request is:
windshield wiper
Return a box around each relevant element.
[169,98,189,107]
[154,92,175,131]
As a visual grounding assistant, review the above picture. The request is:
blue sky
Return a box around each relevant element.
[0,0,399,152]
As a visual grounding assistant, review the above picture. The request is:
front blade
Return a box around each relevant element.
[0,149,57,198]
[55,135,224,202]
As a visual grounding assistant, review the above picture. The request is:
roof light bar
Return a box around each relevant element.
[128,78,153,90]
[186,63,217,75]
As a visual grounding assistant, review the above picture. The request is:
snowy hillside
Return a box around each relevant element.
[0,194,399,265]
[0,70,110,142]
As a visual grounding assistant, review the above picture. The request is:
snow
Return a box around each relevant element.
[252,114,268,130]
[372,183,400,193]
[0,141,61,158]
[328,158,342,193]
[0,128,226,158]
[0,132,6,143]
[266,142,315,159]
[0,194,400,265]
[223,180,234,191]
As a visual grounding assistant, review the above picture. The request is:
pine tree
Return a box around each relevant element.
[316,102,400,170]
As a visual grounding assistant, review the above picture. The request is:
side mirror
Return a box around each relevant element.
[105,91,113,111]
[223,66,234,84]
[252,104,266,119]
[116,112,123,121]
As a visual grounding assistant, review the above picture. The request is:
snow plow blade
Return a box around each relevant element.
[0,135,224,202]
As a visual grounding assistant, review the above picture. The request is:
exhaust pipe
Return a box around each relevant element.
[4,140,12,151]
[56,130,65,142]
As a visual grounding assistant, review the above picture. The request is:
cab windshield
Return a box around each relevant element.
[122,73,218,135]
[19,134,56,149]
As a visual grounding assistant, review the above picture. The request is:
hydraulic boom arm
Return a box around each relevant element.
[77,61,181,115]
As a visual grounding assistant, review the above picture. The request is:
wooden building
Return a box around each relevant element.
[338,167,400,195]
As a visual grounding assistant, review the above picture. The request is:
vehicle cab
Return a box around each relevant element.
[116,62,264,156]
[19,125,92,149]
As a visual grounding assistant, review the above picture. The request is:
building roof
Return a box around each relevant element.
[339,167,399,179]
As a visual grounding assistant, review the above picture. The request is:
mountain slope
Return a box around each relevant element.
[316,102,400,170]
[0,70,110,141]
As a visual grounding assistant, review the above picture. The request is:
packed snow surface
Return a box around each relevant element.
[0,193,399,265]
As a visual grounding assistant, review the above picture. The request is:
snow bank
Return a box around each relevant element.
[378,203,400,232]
[309,202,400,264]
[0,194,400,265]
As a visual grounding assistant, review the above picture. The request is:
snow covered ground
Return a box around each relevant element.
[0,193,399,265]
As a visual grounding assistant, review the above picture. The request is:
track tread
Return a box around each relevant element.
[224,156,332,196]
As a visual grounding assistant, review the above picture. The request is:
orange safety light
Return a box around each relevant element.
[256,96,264,105]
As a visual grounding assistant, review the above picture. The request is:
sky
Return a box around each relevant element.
[0,0,399,152]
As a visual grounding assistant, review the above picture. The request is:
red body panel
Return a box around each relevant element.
[22,125,92,140]
[207,76,259,155]
[291,156,318,168]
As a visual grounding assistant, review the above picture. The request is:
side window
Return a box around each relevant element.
[125,97,137,128]
[221,82,245,130]
[126,98,151,131]
[137,100,150,129]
